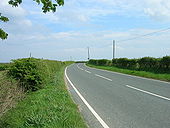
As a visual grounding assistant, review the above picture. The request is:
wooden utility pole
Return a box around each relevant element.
[88,47,90,60]
[113,40,115,59]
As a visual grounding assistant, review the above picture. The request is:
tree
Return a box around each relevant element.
[0,0,64,40]
[0,13,9,40]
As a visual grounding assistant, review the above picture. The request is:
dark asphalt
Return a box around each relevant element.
[65,63,170,128]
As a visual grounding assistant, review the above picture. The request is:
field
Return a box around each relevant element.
[0,59,87,128]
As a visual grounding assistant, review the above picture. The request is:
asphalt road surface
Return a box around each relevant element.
[65,63,170,128]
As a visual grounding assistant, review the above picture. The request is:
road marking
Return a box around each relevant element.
[84,70,91,74]
[77,64,84,71]
[95,74,112,81]
[126,85,170,101]
[65,67,110,128]
[84,63,170,85]
[80,68,84,71]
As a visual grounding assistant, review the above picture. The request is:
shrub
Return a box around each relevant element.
[97,59,109,66]
[160,56,170,70]
[128,59,138,69]
[0,65,6,71]
[88,59,98,65]
[90,56,170,73]
[0,63,9,71]
[8,58,43,91]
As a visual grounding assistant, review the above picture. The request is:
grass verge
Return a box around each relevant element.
[0,71,24,118]
[0,60,87,128]
[87,64,170,82]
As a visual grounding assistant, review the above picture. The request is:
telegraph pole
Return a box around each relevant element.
[113,40,115,59]
[87,47,90,60]
[30,52,32,58]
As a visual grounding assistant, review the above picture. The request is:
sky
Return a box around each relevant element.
[1,0,170,62]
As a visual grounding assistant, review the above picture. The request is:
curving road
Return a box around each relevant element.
[65,63,170,128]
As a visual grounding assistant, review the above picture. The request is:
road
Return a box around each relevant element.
[65,63,170,128]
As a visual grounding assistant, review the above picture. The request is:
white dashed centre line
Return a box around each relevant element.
[126,85,170,101]
[85,70,91,74]
[77,64,84,71]
[95,74,112,81]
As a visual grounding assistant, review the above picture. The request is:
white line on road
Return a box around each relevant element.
[84,70,91,74]
[77,64,84,71]
[95,74,112,81]
[126,85,170,101]
[65,67,110,128]
[84,63,170,85]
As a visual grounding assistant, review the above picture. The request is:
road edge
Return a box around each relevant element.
[65,65,110,128]
[84,63,170,85]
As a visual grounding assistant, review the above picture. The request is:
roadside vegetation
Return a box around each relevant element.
[87,56,170,82]
[0,69,24,118]
[0,58,87,128]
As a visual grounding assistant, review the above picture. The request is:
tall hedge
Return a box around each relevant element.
[88,59,111,66]
[88,56,170,73]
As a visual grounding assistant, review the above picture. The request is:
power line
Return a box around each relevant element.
[85,27,170,60]
[93,27,170,48]
[117,27,170,43]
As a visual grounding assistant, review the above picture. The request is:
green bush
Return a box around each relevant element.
[0,63,9,71]
[127,59,138,69]
[89,56,170,73]
[88,59,110,66]
[97,59,109,66]
[160,56,170,70]
[8,58,43,91]
[0,65,6,71]
[88,59,98,65]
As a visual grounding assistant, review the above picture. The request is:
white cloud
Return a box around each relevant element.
[1,0,170,62]
[1,28,170,62]
[144,0,170,21]
[0,0,33,35]
[0,0,26,17]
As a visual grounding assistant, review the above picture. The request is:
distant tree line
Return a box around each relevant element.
[88,56,170,73]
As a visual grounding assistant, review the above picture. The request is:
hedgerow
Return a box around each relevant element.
[88,56,170,73]
[0,63,10,71]
[8,58,44,91]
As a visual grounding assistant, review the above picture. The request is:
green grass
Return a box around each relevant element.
[0,60,87,128]
[87,64,170,82]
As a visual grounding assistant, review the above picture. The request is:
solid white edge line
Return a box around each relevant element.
[126,85,170,101]
[85,70,91,74]
[65,67,110,128]
[84,63,170,85]
[95,74,112,81]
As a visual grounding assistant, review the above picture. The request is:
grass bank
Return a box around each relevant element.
[87,64,170,82]
[0,59,87,128]
[0,71,24,118]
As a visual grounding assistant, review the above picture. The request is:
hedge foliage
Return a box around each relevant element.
[8,58,45,91]
[0,63,10,71]
[88,56,170,73]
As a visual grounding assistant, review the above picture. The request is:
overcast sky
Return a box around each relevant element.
[1,0,170,62]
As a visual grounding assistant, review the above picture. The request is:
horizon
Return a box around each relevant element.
[1,0,170,62]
